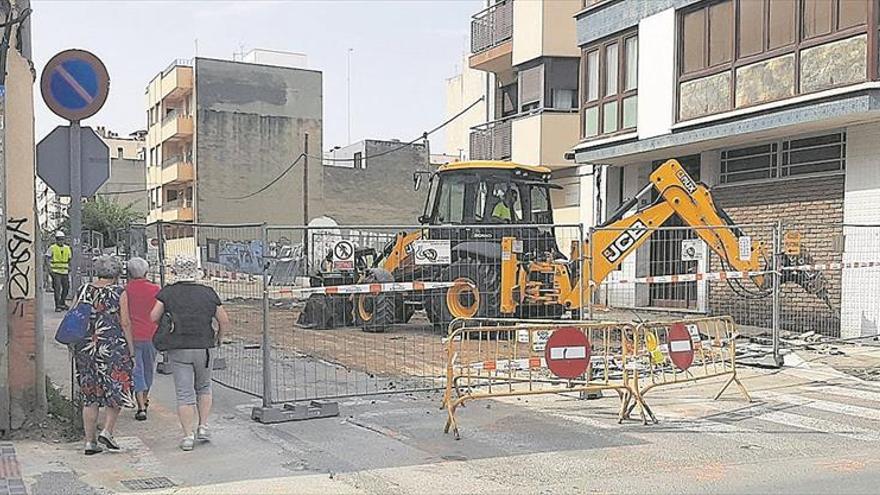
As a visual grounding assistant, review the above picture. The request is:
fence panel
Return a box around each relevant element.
[782,223,880,339]
[263,223,584,404]
[592,224,784,337]
[149,221,266,397]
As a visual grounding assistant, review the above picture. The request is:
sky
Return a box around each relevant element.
[32,0,482,154]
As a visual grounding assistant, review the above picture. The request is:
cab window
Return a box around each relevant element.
[529,185,552,224]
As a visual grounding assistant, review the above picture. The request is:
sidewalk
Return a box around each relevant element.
[21,292,640,494]
[15,290,880,494]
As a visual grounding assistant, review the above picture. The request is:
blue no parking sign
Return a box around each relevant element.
[40,49,109,121]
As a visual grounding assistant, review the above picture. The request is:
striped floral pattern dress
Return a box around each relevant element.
[73,284,135,408]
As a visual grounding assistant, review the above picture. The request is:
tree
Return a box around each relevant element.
[57,196,145,249]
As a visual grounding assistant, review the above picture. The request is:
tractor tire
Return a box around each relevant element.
[427,259,501,332]
[354,268,396,333]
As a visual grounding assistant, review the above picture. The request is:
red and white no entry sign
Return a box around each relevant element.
[544,327,590,379]
[667,323,695,371]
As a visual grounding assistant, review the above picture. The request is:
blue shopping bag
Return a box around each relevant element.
[54,301,92,345]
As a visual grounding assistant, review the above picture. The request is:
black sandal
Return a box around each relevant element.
[135,409,147,421]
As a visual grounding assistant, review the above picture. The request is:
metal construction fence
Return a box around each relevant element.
[591,222,880,342]
[118,219,880,418]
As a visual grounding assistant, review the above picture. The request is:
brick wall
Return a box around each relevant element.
[709,175,845,335]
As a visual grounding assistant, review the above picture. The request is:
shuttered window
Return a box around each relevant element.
[519,65,543,112]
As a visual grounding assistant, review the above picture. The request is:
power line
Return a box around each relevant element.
[318,95,485,163]
[100,96,488,203]
[221,153,306,201]
[228,96,487,200]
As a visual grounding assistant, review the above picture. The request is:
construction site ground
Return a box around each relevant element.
[16,293,880,494]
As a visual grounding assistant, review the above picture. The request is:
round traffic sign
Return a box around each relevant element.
[40,49,109,121]
[544,327,590,379]
[333,240,354,261]
[667,323,695,371]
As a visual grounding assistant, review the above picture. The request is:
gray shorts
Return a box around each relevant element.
[167,348,214,406]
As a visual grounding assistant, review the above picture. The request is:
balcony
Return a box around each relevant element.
[469,0,513,73]
[160,109,193,143]
[160,60,193,102]
[469,116,513,161]
[161,153,194,185]
[511,110,579,168]
[161,198,194,222]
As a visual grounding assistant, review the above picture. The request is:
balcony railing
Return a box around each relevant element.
[162,58,193,76]
[162,198,192,211]
[162,108,183,124]
[161,152,193,168]
[471,0,513,54]
[469,116,513,161]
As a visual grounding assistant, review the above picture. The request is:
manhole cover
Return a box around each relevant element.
[120,477,176,490]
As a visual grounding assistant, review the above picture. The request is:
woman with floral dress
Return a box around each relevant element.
[72,255,136,455]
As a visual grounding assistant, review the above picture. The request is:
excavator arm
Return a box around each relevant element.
[563,159,829,310]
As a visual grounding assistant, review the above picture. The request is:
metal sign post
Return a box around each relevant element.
[38,49,109,294]
[69,121,82,291]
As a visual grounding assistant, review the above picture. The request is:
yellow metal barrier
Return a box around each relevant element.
[442,319,648,439]
[629,316,751,423]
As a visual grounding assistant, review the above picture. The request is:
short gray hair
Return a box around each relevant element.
[127,257,149,279]
[94,255,122,279]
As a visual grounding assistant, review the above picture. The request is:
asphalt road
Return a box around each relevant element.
[16,292,880,494]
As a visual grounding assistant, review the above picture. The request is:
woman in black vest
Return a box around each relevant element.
[150,256,229,451]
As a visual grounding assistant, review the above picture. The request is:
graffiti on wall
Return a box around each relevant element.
[214,239,264,275]
[6,217,32,299]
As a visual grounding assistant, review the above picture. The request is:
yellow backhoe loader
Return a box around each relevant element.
[301,159,831,332]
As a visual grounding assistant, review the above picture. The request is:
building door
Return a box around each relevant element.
[648,155,700,309]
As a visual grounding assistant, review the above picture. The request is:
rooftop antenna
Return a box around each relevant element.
[233,43,246,61]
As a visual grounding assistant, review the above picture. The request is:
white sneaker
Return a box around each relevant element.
[196,425,210,442]
[180,435,195,451]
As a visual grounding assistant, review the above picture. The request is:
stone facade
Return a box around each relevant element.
[801,34,867,94]
[735,54,796,108]
[679,72,731,121]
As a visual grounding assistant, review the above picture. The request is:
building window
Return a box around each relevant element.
[679,0,870,120]
[720,132,845,184]
[581,30,638,139]
[117,147,124,158]
[519,65,543,113]
[353,151,364,169]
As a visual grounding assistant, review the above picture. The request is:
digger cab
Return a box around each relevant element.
[416,160,561,258]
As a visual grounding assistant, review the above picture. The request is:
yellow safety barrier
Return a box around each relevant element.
[629,316,751,423]
[442,319,649,440]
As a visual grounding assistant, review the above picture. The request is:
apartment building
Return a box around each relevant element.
[37,128,148,231]
[462,0,588,226]
[145,50,323,226]
[571,0,880,336]
[96,127,148,216]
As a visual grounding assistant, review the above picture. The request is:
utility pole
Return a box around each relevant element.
[303,133,309,226]
[347,48,353,144]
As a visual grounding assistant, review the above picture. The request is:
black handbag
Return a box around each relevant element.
[152,312,175,351]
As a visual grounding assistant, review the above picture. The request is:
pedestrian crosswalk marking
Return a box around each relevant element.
[755,410,880,443]
[757,391,880,422]
[811,385,880,405]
